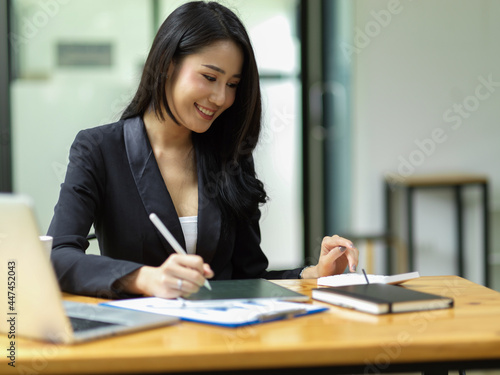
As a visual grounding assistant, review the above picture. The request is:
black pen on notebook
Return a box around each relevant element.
[149,213,212,291]
[362,269,370,284]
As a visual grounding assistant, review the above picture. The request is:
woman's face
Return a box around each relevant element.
[165,40,243,133]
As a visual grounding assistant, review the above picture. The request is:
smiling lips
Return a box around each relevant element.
[195,103,216,120]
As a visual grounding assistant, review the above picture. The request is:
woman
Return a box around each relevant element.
[48,1,358,299]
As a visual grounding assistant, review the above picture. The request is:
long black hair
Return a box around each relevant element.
[121,1,266,221]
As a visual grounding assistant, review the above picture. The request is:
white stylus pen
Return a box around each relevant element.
[149,213,212,290]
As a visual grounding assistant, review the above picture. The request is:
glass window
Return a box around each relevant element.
[10,0,151,237]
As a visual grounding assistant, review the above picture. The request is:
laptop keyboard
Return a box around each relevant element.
[69,316,119,332]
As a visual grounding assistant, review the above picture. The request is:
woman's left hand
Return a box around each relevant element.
[301,235,359,278]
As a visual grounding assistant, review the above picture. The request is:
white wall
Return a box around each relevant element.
[348,0,500,284]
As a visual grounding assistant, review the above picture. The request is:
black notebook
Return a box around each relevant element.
[312,284,453,315]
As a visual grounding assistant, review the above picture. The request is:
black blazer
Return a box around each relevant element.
[48,116,301,298]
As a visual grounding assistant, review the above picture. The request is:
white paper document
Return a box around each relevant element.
[317,271,420,287]
[102,298,328,327]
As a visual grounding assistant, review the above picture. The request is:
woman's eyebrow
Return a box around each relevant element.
[202,64,241,78]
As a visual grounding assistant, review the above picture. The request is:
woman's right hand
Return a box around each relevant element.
[116,254,214,298]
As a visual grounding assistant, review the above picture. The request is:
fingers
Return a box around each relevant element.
[203,263,215,279]
[321,235,354,253]
[165,253,211,282]
[155,272,199,297]
[321,235,359,273]
[150,254,213,298]
[345,247,359,272]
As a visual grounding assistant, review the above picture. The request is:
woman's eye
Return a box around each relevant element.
[227,82,239,89]
[203,75,216,82]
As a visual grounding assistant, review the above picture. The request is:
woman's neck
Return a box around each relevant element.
[143,109,193,155]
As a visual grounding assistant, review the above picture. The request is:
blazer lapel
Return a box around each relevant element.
[123,116,186,253]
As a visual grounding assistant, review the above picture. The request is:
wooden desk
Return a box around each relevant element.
[2,276,500,374]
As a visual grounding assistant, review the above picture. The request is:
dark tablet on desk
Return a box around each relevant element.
[184,279,309,302]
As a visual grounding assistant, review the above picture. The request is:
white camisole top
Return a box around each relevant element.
[179,216,198,254]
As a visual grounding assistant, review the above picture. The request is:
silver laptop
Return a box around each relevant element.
[0,194,178,344]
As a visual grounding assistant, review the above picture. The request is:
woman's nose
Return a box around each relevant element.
[209,84,226,107]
